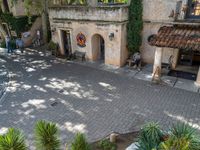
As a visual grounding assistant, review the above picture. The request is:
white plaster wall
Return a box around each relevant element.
[143,0,177,22]
[141,23,161,63]
[142,0,185,64]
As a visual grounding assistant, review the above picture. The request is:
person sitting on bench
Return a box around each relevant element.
[132,52,141,70]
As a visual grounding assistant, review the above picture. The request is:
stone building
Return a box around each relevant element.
[49,0,200,85]
[1,0,28,16]
[49,0,129,67]
[0,0,41,47]
[142,0,200,86]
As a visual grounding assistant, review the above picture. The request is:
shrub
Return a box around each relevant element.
[98,139,117,150]
[0,40,6,48]
[0,39,16,49]
[0,128,27,150]
[127,0,143,54]
[34,120,61,150]
[0,13,37,36]
[136,122,163,150]
[47,41,58,51]
[159,123,200,150]
[71,133,91,150]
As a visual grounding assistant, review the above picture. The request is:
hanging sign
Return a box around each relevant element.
[76,32,86,47]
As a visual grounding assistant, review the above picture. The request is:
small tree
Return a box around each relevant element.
[0,128,27,150]
[71,133,91,150]
[127,0,143,54]
[35,120,61,150]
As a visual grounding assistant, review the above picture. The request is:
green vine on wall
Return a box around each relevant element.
[127,0,143,54]
[0,13,37,37]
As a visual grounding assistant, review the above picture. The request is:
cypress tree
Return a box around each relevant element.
[127,0,143,54]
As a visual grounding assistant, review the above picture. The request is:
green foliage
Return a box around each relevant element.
[0,128,27,150]
[159,124,200,150]
[0,13,37,36]
[0,40,6,48]
[136,122,163,150]
[127,0,143,54]
[99,0,128,4]
[71,133,91,150]
[35,120,61,150]
[48,41,57,50]
[0,38,17,49]
[64,0,87,5]
[10,39,17,49]
[98,139,117,150]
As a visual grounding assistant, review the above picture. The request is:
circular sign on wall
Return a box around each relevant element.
[76,32,86,47]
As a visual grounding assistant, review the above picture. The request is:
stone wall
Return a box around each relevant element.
[49,5,128,22]
[1,0,37,17]
[50,20,128,67]
[49,5,128,67]
[142,0,187,64]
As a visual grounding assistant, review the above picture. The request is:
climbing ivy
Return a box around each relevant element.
[127,0,143,54]
[0,13,37,37]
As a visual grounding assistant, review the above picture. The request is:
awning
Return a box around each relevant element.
[148,25,200,52]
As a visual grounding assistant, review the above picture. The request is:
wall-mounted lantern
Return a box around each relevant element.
[109,32,114,41]
[51,28,56,33]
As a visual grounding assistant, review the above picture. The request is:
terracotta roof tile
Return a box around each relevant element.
[148,25,200,51]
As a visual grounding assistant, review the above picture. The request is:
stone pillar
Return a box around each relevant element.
[153,47,163,80]
[172,49,179,69]
[195,66,200,87]
[58,29,65,55]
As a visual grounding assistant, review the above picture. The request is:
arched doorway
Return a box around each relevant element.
[91,34,105,62]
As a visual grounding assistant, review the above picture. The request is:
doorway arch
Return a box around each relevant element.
[91,34,105,62]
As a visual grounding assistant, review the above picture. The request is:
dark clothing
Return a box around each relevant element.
[5,37,12,53]
[132,52,141,67]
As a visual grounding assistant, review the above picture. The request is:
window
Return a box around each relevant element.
[188,0,200,18]
[98,0,128,5]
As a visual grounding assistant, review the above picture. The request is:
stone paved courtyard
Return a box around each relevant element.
[0,50,200,148]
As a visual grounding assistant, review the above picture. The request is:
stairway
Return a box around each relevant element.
[22,17,42,47]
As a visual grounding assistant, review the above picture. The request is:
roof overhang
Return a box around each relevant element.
[148,25,200,52]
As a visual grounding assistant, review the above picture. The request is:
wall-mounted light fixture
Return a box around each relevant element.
[109,32,114,41]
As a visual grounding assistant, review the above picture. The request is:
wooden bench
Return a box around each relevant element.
[127,59,141,68]
[127,59,134,67]
[73,50,86,61]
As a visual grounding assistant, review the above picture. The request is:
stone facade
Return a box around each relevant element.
[49,2,129,67]
[143,0,200,84]
[1,0,36,16]
[142,0,182,64]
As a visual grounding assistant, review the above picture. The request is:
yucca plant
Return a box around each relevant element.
[35,120,61,150]
[0,128,27,150]
[159,123,200,150]
[71,133,91,150]
[136,122,163,150]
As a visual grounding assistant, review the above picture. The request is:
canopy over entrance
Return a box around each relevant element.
[148,25,200,52]
[148,25,200,86]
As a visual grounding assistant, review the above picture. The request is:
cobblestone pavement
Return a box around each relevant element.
[0,58,8,102]
[0,50,200,148]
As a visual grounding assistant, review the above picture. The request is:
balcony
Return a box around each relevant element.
[49,4,128,23]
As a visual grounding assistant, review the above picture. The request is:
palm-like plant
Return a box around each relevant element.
[35,120,61,150]
[0,128,27,150]
[136,122,163,150]
[71,133,91,150]
[159,123,200,150]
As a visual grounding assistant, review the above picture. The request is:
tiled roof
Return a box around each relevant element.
[148,25,200,51]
